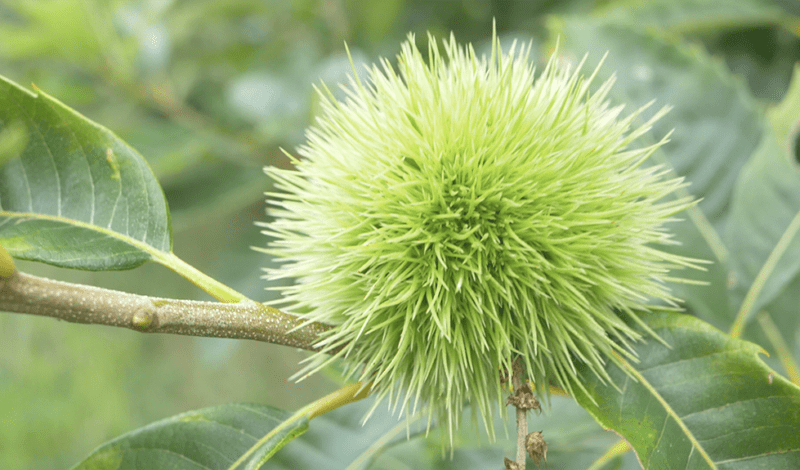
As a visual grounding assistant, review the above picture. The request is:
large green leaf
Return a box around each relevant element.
[574,311,800,469]
[0,75,171,270]
[72,403,306,470]
[725,130,800,331]
[725,65,800,334]
[555,17,764,326]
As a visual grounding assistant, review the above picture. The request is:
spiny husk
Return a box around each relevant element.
[261,32,697,442]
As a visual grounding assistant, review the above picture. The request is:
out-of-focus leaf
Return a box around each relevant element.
[121,114,209,180]
[0,75,171,270]
[752,275,800,379]
[554,17,764,326]
[767,64,800,151]
[162,161,264,231]
[72,403,304,470]
[725,66,800,339]
[574,311,800,469]
[555,16,763,236]
[706,27,800,103]
[0,0,102,65]
[596,0,785,34]
[345,0,405,43]
[725,111,800,332]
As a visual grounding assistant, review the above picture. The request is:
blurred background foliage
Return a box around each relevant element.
[0,0,798,468]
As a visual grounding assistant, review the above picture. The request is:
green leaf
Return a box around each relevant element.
[726,129,800,333]
[574,311,800,469]
[0,120,28,167]
[726,67,800,335]
[768,64,800,147]
[72,403,306,470]
[0,75,171,270]
[554,17,764,325]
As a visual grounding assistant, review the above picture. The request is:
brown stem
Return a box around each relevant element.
[0,271,332,351]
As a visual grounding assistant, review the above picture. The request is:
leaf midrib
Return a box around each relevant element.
[0,210,165,257]
[616,352,717,469]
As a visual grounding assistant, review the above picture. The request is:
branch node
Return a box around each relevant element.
[131,308,157,330]
[506,381,539,412]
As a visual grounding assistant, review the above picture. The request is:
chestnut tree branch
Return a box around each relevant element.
[0,271,331,351]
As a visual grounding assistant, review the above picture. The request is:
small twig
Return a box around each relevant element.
[504,359,529,469]
[0,271,331,351]
[512,358,527,469]
[505,358,546,470]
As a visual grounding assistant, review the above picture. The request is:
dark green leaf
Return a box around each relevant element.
[72,403,306,470]
[0,75,171,270]
[574,311,800,469]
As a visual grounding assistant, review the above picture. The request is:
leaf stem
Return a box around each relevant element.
[307,381,373,419]
[227,381,372,470]
[0,243,14,278]
[345,409,423,470]
[0,271,331,351]
[730,209,800,338]
[757,311,800,386]
[586,439,631,470]
[227,406,312,470]
[152,251,248,303]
